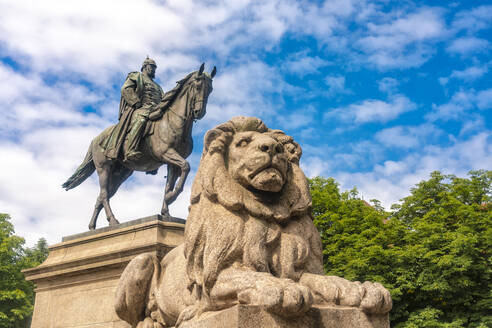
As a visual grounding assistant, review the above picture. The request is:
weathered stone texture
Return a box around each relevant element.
[23,217,184,328]
[180,305,390,328]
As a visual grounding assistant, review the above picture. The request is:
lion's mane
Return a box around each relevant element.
[184,116,323,307]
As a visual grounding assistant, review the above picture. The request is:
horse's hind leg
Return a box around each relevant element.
[89,202,103,230]
[89,163,133,230]
[89,165,112,230]
[93,163,121,227]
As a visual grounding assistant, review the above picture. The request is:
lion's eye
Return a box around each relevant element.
[236,138,250,147]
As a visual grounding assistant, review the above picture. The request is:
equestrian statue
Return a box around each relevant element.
[62,58,216,230]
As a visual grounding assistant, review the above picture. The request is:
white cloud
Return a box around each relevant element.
[335,132,492,208]
[446,37,490,56]
[0,130,194,246]
[368,8,444,40]
[289,0,356,40]
[440,64,489,86]
[354,7,446,69]
[0,0,304,81]
[283,52,332,76]
[331,140,385,170]
[428,90,473,121]
[427,88,492,121]
[196,60,300,134]
[476,88,492,110]
[0,63,109,137]
[300,156,330,178]
[326,94,417,124]
[378,77,399,94]
[451,5,492,33]
[375,124,440,149]
[277,105,317,130]
[450,65,489,81]
[460,117,485,136]
[324,75,351,97]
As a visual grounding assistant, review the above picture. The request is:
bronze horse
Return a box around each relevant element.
[63,64,215,230]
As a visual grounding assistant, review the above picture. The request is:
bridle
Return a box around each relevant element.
[189,76,210,122]
[166,75,210,125]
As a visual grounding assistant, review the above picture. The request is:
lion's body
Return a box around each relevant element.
[115,117,392,328]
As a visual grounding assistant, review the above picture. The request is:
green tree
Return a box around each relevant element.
[309,171,491,328]
[0,214,48,328]
[391,171,491,328]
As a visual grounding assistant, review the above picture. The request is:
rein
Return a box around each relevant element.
[166,82,195,124]
[161,78,198,134]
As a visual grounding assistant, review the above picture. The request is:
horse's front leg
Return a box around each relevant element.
[162,165,179,218]
[157,149,190,216]
[165,164,179,195]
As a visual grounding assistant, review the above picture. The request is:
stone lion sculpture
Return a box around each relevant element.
[115,116,392,328]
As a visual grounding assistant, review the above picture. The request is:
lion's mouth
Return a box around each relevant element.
[249,167,285,192]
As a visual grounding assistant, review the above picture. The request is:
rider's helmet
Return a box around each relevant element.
[141,56,157,71]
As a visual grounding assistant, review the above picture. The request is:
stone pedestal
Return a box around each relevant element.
[180,304,390,328]
[23,216,185,328]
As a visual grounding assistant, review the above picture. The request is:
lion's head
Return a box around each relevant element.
[227,130,288,192]
[189,116,310,220]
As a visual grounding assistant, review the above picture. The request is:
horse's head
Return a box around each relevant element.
[189,63,215,120]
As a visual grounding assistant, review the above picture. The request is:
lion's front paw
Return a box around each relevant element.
[359,281,392,314]
[278,282,313,316]
[136,317,164,328]
[299,274,392,314]
[237,279,313,317]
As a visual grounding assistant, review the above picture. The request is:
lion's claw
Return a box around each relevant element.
[360,282,392,314]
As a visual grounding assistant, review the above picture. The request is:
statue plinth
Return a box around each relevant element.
[181,304,389,328]
[23,216,185,328]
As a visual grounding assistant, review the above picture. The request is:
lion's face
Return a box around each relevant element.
[226,131,289,193]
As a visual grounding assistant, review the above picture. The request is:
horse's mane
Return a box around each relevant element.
[159,71,196,112]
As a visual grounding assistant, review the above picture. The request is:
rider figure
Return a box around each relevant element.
[103,57,166,162]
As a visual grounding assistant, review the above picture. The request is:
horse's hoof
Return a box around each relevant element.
[88,225,95,231]
[108,218,120,226]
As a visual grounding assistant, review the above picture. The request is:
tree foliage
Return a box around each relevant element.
[309,171,491,328]
[0,214,48,328]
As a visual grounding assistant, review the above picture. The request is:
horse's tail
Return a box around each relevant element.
[62,141,96,190]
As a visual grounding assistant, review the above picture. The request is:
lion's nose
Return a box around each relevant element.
[258,139,282,155]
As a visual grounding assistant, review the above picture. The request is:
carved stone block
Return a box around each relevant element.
[180,304,390,328]
[23,216,184,328]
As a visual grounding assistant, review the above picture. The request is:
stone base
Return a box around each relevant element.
[23,216,185,328]
[180,304,389,328]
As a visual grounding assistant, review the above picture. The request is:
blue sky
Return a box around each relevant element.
[0,0,490,245]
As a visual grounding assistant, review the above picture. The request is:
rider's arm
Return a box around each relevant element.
[121,73,141,109]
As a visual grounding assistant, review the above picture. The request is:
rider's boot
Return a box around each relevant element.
[125,115,147,162]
